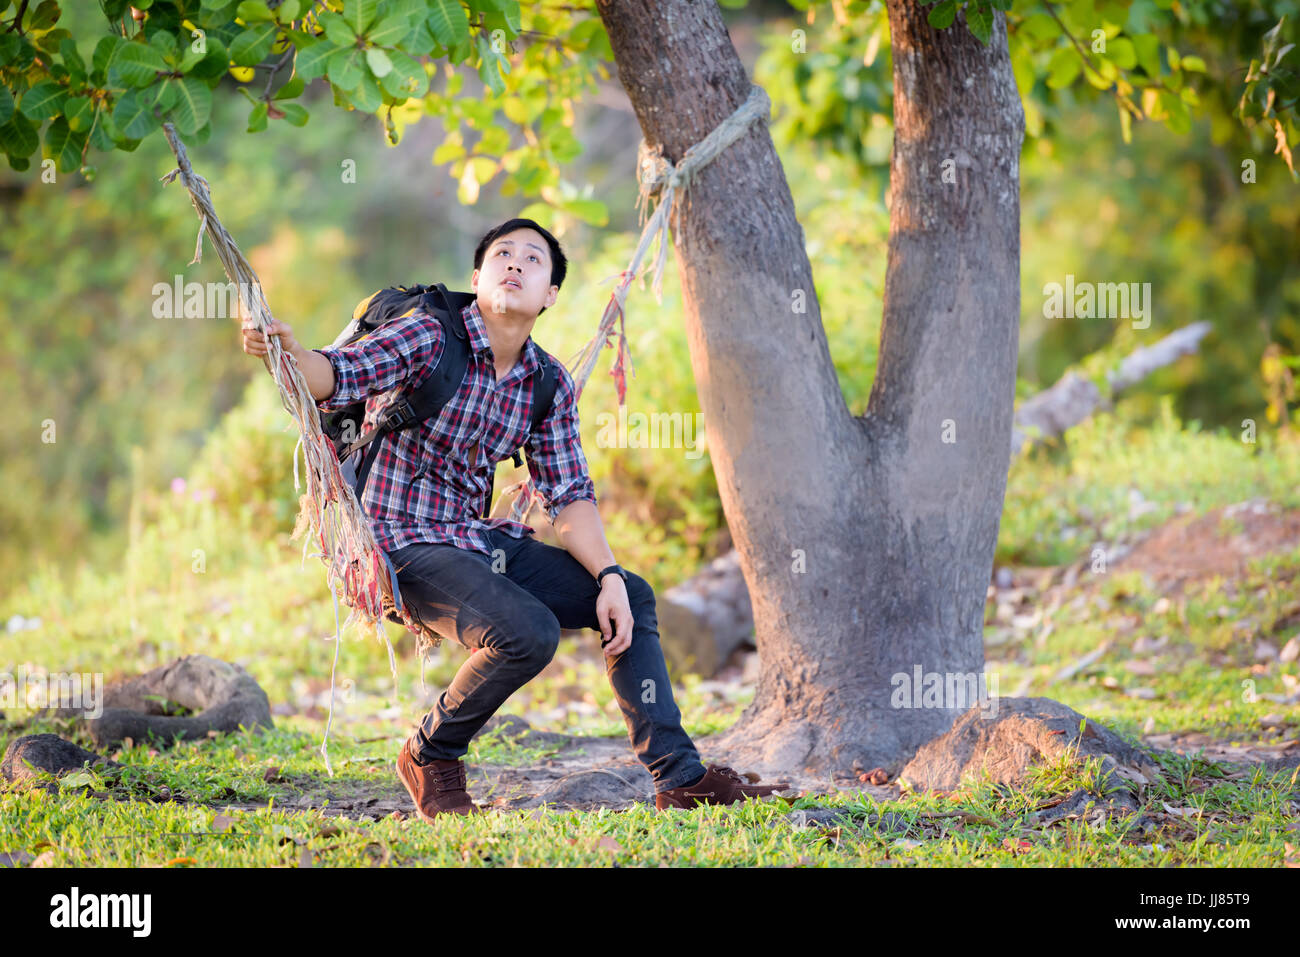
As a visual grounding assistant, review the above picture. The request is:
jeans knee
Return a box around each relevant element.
[492,604,560,670]
[625,571,654,609]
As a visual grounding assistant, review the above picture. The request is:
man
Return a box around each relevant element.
[242,217,790,816]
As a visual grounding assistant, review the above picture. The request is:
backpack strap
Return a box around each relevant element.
[348,284,474,500]
[340,282,563,520]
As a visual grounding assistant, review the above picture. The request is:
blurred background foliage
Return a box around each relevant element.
[1,0,1297,608]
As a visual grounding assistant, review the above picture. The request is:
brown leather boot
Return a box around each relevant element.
[396,740,483,819]
[655,764,793,811]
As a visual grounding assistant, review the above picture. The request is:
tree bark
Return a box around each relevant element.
[595,0,1024,776]
[661,323,1213,679]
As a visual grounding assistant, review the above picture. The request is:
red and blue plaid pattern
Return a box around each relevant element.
[313,298,597,557]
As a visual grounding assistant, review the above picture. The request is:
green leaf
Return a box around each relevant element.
[402,17,436,55]
[0,111,39,158]
[476,34,504,94]
[365,46,392,77]
[27,0,59,32]
[247,100,268,131]
[236,1,274,21]
[171,76,213,134]
[153,77,180,111]
[279,101,309,126]
[59,37,87,77]
[229,22,278,65]
[1108,36,1136,70]
[63,96,94,131]
[427,0,469,48]
[378,49,426,98]
[477,124,509,154]
[432,135,464,164]
[1019,12,1058,42]
[1158,88,1190,134]
[189,38,231,80]
[59,770,96,790]
[1180,55,1206,72]
[342,0,378,37]
[1046,46,1081,88]
[1132,33,1160,77]
[349,67,383,111]
[43,116,85,173]
[0,86,13,126]
[109,41,168,87]
[112,88,160,139]
[327,46,365,88]
[319,12,357,48]
[927,0,956,30]
[149,30,179,63]
[19,80,66,121]
[91,35,124,79]
[365,11,412,47]
[273,73,305,100]
[965,1,993,45]
[293,37,332,80]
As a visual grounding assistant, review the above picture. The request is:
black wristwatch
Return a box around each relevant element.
[596,564,629,588]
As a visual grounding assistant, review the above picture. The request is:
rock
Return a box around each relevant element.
[658,550,755,677]
[1,734,122,789]
[535,769,647,808]
[897,696,1160,793]
[1280,637,1300,664]
[39,654,274,749]
[995,567,1014,589]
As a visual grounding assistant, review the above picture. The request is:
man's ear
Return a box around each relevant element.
[470,268,479,292]
[545,285,558,308]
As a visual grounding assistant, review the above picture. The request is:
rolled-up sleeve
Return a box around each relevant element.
[526,363,598,521]
[313,311,445,412]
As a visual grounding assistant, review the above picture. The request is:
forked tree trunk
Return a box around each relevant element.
[595,0,1024,775]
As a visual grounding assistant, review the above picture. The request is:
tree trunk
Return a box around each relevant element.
[661,323,1212,679]
[595,0,1024,776]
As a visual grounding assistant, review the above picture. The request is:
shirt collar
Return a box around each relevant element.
[462,298,542,379]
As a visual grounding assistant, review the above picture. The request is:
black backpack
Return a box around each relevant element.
[317,282,559,518]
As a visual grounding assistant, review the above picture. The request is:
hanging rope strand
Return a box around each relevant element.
[504,83,772,524]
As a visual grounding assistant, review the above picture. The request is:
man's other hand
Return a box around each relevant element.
[596,576,633,658]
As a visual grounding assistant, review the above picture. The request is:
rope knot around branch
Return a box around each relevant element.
[634,83,772,223]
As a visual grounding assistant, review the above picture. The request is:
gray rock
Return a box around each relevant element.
[40,654,274,749]
[2,733,121,789]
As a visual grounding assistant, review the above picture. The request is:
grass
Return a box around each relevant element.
[2,405,1299,866]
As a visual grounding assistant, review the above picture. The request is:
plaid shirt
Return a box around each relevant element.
[312,298,597,557]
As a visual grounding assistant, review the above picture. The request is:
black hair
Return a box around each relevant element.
[473,218,567,314]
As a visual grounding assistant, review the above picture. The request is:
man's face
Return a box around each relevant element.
[472,227,558,321]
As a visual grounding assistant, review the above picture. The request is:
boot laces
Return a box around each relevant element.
[432,762,467,792]
[712,765,747,785]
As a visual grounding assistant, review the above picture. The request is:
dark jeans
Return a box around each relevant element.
[389,528,708,794]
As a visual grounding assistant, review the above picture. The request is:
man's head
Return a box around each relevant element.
[471,218,567,321]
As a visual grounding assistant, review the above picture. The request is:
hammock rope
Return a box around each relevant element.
[157,83,770,776]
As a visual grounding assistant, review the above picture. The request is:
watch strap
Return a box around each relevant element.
[596,564,626,586]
